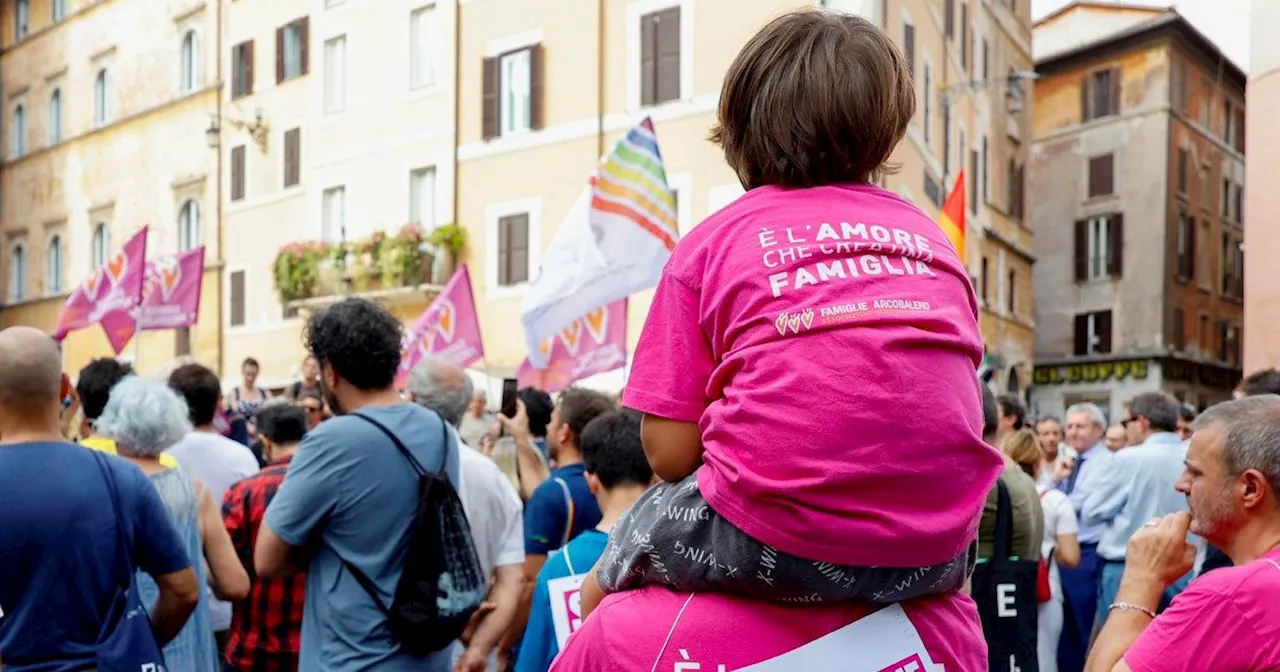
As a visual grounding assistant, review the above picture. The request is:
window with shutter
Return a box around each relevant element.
[497,213,530,286]
[278,18,307,83]
[284,128,301,188]
[640,8,681,107]
[1007,269,1015,315]
[230,145,246,202]
[1107,213,1124,278]
[969,150,979,214]
[1217,320,1229,361]
[904,24,916,77]
[497,48,534,135]
[481,57,500,140]
[175,327,191,357]
[1073,219,1089,282]
[1172,308,1185,351]
[1177,149,1188,194]
[1171,57,1187,112]
[1175,213,1191,280]
[960,4,968,70]
[1087,153,1114,197]
[232,41,254,98]
[980,257,989,303]
[982,39,989,79]
[1074,314,1089,356]
[230,270,246,327]
[1220,232,1233,295]
[945,0,954,38]
[1094,310,1113,354]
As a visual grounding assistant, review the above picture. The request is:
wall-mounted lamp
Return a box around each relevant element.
[205,108,269,153]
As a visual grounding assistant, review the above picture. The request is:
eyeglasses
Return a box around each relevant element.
[1121,416,1139,427]
[303,405,323,414]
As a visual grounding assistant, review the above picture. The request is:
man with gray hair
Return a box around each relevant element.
[1087,395,1280,670]
[1057,401,1115,671]
[1084,391,1194,631]
[405,356,525,672]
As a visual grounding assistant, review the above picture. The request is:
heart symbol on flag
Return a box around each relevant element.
[787,314,801,333]
[419,329,438,354]
[775,313,789,336]
[105,251,129,286]
[422,298,457,345]
[157,259,183,302]
[800,308,814,330]
[583,306,609,345]
[560,320,583,356]
[82,271,103,300]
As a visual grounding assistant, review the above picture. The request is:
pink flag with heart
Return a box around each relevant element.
[138,247,205,330]
[517,299,627,394]
[395,264,485,388]
[93,228,150,355]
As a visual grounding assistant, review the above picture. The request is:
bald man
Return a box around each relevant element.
[0,326,200,670]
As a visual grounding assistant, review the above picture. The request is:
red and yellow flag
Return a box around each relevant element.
[938,171,966,260]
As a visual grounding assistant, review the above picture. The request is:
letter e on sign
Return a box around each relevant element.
[997,584,1018,617]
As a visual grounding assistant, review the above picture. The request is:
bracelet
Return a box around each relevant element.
[1109,602,1157,619]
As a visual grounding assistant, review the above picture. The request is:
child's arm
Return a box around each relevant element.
[641,413,704,483]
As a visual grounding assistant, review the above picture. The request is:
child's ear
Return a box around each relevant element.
[585,472,602,496]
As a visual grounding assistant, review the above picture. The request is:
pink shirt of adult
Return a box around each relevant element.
[551,587,988,671]
[623,183,1002,566]
[1124,545,1280,670]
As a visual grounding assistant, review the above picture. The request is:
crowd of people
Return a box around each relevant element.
[2,8,1280,672]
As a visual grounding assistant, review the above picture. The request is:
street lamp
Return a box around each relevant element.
[206,108,269,153]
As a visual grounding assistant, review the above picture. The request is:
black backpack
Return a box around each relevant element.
[343,410,487,656]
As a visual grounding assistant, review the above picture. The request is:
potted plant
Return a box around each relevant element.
[272,241,328,304]
[427,222,467,284]
[377,224,431,289]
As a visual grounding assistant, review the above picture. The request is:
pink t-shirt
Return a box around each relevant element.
[623,184,1002,566]
[551,587,987,671]
[1124,546,1280,671]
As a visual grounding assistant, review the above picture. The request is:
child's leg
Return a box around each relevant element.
[597,468,976,603]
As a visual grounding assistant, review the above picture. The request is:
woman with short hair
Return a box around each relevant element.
[96,376,250,671]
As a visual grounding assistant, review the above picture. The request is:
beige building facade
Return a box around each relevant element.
[1,0,1036,391]
[0,0,223,376]
[455,0,1036,386]
[1244,0,1278,374]
[218,0,459,387]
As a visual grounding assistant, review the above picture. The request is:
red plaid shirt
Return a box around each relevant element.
[222,454,306,672]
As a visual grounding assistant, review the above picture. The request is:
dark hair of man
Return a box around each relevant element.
[1127,391,1181,433]
[709,10,914,189]
[581,410,653,490]
[304,298,403,391]
[1179,403,1198,423]
[1238,368,1280,397]
[556,387,617,447]
[981,384,999,444]
[997,394,1027,430]
[256,404,308,445]
[168,363,223,427]
[242,357,260,370]
[76,358,135,421]
[518,387,554,437]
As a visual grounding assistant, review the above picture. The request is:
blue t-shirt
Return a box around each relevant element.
[524,464,603,556]
[517,530,609,672]
[0,442,191,672]
[263,404,460,672]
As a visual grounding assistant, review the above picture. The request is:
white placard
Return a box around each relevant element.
[735,604,945,672]
[547,573,587,649]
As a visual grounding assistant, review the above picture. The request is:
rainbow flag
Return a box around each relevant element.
[938,171,966,260]
[520,117,678,369]
[589,118,679,252]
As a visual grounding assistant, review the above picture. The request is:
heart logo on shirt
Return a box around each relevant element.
[787,314,801,334]
[775,312,789,336]
[800,308,814,330]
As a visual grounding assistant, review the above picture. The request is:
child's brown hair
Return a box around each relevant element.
[710,9,915,190]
